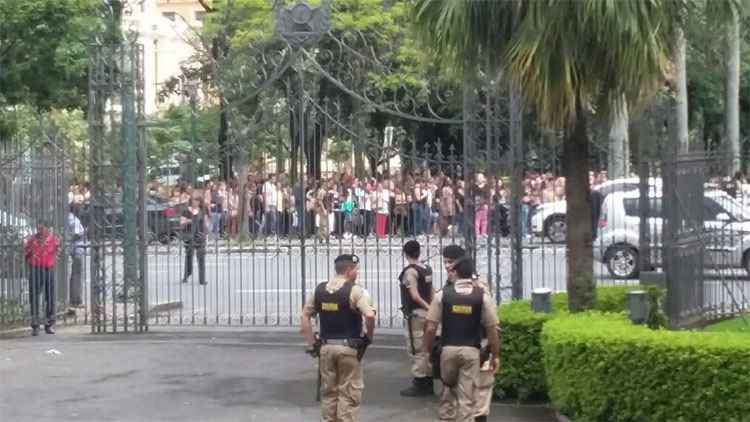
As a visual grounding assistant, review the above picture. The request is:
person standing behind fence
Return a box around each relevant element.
[24,221,60,336]
[67,205,85,309]
[181,196,209,285]
[263,175,279,236]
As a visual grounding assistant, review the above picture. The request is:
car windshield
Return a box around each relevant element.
[713,194,750,221]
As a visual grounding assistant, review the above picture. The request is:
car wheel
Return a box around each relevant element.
[544,215,567,243]
[606,245,639,279]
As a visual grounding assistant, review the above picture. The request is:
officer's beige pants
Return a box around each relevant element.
[473,358,495,417]
[404,315,431,378]
[320,345,363,422]
[439,346,480,422]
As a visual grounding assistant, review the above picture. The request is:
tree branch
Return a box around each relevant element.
[197,0,214,12]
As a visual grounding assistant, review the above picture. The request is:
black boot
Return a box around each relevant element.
[31,327,40,336]
[400,377,433,397]
[44,325,55,335]
[475,416,487,422]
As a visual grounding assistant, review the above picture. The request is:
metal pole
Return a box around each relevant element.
[462,71,477,259]
[121,37,139,329]
[509,83,524,300]
[189,85,198,186]
[299,58,307,306]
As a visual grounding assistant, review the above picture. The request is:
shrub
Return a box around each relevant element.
[542,313,750,422]
[495,285,654,400]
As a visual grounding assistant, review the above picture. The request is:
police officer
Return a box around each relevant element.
[301,254,376,422]
[432,247,500,422]
[399,240,435,397]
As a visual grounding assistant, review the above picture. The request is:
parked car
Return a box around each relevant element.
[78,193,183,244]
[595,188,750,279]
[531,178,663,243]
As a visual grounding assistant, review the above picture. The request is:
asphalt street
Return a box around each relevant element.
[12,236,746,329]
[68,239,637,328]
[0,328,556,422]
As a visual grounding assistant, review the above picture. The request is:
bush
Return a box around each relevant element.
[495,285,654,400]
[542,313,750,422]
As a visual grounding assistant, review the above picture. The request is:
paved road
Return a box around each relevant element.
[6,236,748,328]
[66,239,634,328]
[0,328,556,422]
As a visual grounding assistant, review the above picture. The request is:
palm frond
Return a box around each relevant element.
[504,0,677,128]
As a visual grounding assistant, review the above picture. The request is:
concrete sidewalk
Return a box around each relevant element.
[0,327,555,422]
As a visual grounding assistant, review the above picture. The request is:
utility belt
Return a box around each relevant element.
[321,336,371,361]
[321,338,356,347]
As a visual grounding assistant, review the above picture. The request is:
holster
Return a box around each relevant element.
[347,336,371,361]
[479,345,491,366]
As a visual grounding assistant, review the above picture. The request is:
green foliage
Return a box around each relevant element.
[496,285,657,401]
[0,106,89,179]
[542,313,750,422]
[148,104,221,171]
[0,298,26,326]
[705,314,750,334]
[0,0,102,110]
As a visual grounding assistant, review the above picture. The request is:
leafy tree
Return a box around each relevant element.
[415,0,681,311]
[0,0,102,111]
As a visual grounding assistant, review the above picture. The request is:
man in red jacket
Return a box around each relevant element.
[24,221,60,336]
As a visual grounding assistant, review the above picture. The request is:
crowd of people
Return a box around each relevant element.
[66,169,623,242]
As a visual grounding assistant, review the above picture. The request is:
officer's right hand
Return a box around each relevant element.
[489,355,499,373]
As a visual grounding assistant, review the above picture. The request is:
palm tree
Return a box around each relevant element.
[414,0,679,311]
[608,96,630,179]
[707,0,746,173]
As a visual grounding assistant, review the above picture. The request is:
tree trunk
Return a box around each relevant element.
[725,11,741,174]
[237,156,249,241]
[565,107,595,312]
[608,97,630,179]
[218,96,231,180]
[672,27,690,154]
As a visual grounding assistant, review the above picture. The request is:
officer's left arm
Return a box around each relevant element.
[353,286,377,341]
[422,295,442,355]
[480,296,501,371]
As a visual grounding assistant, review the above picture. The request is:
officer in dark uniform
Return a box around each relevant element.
[424,257,500,422]
[301,254,376,422]
[399,240,435,397]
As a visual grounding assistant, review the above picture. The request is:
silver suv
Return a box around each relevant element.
[595,189,750,279]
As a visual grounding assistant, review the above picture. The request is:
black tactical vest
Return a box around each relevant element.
[399,264,433,313]
[441,283,483,348]
[315,281,363,340]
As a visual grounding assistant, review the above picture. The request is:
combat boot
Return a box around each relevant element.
[400,377,433,397]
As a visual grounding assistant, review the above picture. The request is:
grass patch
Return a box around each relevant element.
[705,314,750,334]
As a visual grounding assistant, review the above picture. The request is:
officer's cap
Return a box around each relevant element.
[334,254,360,265]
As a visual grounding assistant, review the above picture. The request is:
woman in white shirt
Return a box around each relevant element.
[375,183,390,238]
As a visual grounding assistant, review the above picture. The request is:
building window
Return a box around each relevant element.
[162,11,176,21]
[195,11,207,23]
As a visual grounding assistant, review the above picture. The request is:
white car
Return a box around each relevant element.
[531,178,662,243]
[595,189,750,279]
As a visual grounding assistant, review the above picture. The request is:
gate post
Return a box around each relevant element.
[509,84,524,300]
[462,71,477,259]
[276,0,331,305]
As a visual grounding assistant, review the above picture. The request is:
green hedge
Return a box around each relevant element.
[495,285,648,400]
[542,313,750,422]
